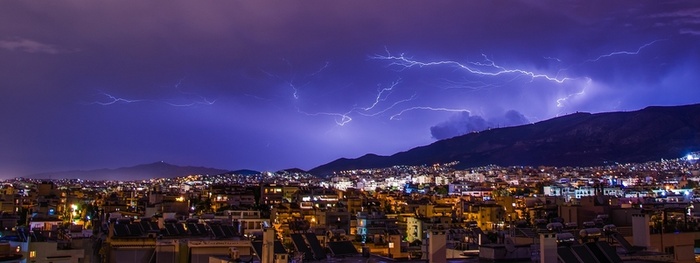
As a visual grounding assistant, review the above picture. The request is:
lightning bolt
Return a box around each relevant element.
[85,78,216,107]
[297,80,415,126]
[163,96,216,107]
[271,40,658,127]
[290,83,299,99]
[389,107,471,120]
[261,69,302,100]
[244,94,272,101]
[437,79,501,92]
[585,40,663,62]
[369,49,577,120]
[361,79,401,111]
[263,61,331,100]
[86,92,144,105]
[555,90,585,108]
[263,61,364,126]
[357,94,417,117]
[267,70,415,126]
[87,92,216,107]
[543,57,562,62]
[174,77,185,89]
[556,78,591,108]
[554,39,656,109]
[168,78,217,106]
[297,108,353,126]
[554,40,662,88]
[371,49,571,83]
[308,61,330,77]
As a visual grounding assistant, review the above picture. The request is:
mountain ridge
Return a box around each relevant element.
[310,104,700,175]
[27,161,228,181]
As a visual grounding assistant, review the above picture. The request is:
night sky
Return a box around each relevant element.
[1,1,699,177]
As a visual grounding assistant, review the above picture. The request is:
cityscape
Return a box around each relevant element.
[2,1,700,263]
[0,152,698,262]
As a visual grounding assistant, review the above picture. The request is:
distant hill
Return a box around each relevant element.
[222,169,262,176]
[310,104,700,175]
[278,168,307,174]
[28,162,228,181]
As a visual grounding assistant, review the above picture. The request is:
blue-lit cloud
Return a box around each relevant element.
[430,110,530,140]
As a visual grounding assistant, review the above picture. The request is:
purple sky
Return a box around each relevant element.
[1,1,699,176]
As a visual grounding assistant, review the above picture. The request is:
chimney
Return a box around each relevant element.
[632,213,651,248]
[539,233,557,263]
[428,230,447,263]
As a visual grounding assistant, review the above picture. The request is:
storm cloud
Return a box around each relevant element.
[430,110,530,140]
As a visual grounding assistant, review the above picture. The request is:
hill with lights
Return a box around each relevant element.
[311,103,700,175]
[27,162,228,181]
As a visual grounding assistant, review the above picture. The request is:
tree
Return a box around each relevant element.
[194,198,212,214]
[384,203,395,214]
[434,185,449,195]
[492,188,511,197]
[17,207,29,227]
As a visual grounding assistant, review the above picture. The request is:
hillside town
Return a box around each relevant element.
[0,154,699,262]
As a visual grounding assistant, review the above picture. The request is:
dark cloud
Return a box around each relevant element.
[502,110,531,127]
[431,112,488,140]
[430,110,530,140]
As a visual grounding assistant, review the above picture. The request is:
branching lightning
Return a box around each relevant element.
[85,79,216,107]
[371,48,571,83]
[163,95,216,107]
[585,40,663,62]
[261,69,303,100]
[308,61,330,77]
[168,79,217,106]
[389,107,471,120]
[272,41,659,128]
[263,61,332,101]
[544,57,562,62]
[297,108,353,126]
[438,79,501,91]
[296,79,415,126]
[367,48,578,120]
[260,59,331,100]
[361,79,401,111]
[263,57,430,126]
[357,94,417,117]
[290,83,300,99]
[556,78,591,108]
[556,40,662,80]
[87,92,144,105]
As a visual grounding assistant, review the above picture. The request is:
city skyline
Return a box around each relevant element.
[1,1,699,176]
